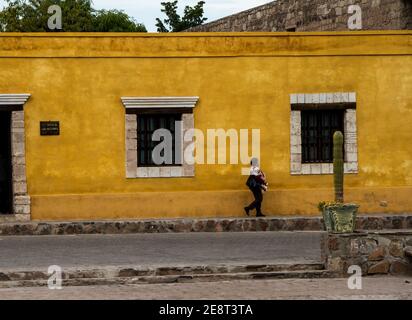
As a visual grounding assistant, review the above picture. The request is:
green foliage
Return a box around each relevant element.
[156,0,207,32]
[318,201,350,212]
[0,0,146,32]
[318,201,336,212]
[93,10,146,32]
[333,131,344,203]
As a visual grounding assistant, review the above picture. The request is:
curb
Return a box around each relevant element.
[0,215,411,236]
[0,262,339,288]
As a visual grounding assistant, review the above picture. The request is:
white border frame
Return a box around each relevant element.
[0,94,31,220]
[290,92,359,175]
[122,97,198,178]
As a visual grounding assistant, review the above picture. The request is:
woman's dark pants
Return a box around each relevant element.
[247,187,263,215]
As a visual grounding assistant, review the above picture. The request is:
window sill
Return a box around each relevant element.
[127,166,194,178]
[291,163,358,175]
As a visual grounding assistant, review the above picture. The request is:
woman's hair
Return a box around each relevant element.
[250,158,259,166]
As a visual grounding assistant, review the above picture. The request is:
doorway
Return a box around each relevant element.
[0,111,12,214]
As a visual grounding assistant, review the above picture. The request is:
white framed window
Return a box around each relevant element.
[122,97,199,178]
[290,92,359,175]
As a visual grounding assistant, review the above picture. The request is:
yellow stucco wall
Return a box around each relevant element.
[0,31,411,220]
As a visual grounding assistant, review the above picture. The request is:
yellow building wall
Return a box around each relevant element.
[0,32,411,220]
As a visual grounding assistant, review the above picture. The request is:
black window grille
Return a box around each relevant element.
[137,114,182,166]
[301,110,344,163]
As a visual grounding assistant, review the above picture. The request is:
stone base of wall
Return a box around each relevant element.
[0,214,411,236]
[0,214,30,223]
[323,230,412,276]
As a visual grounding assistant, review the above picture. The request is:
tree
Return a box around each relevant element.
[93,10,146,32]
[0,0,147,32]
[156,0,207,32]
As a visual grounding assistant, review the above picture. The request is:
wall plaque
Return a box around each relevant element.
[40,121,60,136]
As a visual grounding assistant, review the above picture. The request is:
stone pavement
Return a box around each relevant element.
[0,232,322,271]
[0,276,411,300]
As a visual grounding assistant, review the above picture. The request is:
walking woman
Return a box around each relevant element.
[244,158,268,217]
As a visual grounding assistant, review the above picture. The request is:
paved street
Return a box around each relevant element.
[0,232,322,271]
[0,277,411,300]
[0,232,411,300]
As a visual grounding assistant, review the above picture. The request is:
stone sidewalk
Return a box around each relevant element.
[0,214,411,236]
[0,276,410,300]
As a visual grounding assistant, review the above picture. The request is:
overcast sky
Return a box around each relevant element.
[0,0,270,31]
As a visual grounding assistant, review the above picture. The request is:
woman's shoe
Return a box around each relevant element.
[256,213,266,217]
[244,207,250,216]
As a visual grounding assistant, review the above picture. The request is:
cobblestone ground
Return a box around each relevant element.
[0,277,411,300]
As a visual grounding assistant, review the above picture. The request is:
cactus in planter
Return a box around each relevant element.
[333,131,344,203]
[319,131,359,233]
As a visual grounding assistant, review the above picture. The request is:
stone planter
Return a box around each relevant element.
[322,203,360,233]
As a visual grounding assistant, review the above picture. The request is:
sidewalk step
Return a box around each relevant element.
[1,214,411,236]
[0,262,324,281]
[0,262,331,288]
[0,270,341,288]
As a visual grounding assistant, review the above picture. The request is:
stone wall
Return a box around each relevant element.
[187,0,412,32]
[323,230,412,276]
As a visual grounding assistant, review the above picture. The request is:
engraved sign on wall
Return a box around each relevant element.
[40,121,60,136]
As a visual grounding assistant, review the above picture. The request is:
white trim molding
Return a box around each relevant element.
[122,97,198,179]
[290,92,357,105]
[290,92,359,175]
[121,97,199,110]
[0,94,31,106]
[0,94,31,220]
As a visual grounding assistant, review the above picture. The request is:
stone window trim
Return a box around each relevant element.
[0,94,31,221]
[289,92,359,175]
[121,97,199,179]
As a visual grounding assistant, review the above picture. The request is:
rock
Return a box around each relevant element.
[0,272,11,281]
[205,220,217,232]
[328,236,340,251]
[220,220,231,232]
[215,222,224,232]
[368,246,386,261]
[119,268,149,277]
[308,219,322,231]
[375,236,391,247]
[294,218,308,230]
[256,219,268,231]
[389,240,404,258]
[123,222,140,234]
[390,260,411,275]
[350,238,377,256]
[363,217,383,230]
[406,216,412,229]
[392,217,405,229]
[368,260,390,274]
[247,220,257,232]
[173,222,187,233]
[345,256,369,275]
[269,219,285,231]
[327,257,344,272]
[192,220,204,232]
[36,224,52,235]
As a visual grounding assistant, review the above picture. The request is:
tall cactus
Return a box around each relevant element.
[333,131,344,203]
